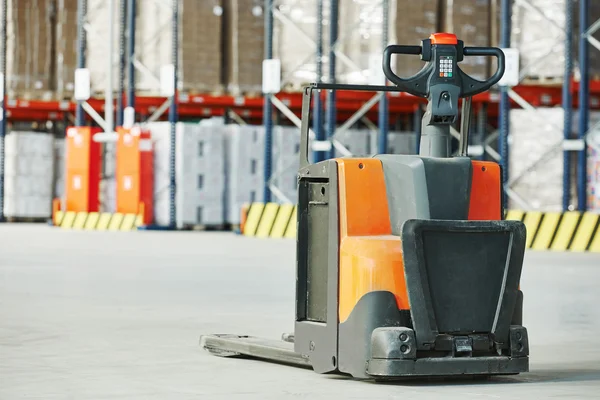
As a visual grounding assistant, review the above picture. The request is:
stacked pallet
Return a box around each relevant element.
[56,0,78,99]
[3,132,55,219]
[224,124,266,225]
[148,121,226,228]
[510,0,565,84]
[136,0,223,95]
[6,0,54,99]
[443,0,490,80]
[223,0,264,95]
[393,0,439,77]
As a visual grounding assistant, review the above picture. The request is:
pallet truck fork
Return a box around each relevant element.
[201,33,529,380]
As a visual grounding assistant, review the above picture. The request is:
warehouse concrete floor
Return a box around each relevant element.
[1,224,599,399]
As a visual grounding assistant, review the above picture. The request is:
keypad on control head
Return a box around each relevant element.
[439,57,454,78]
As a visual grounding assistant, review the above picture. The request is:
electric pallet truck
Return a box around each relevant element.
[200,33,529,380]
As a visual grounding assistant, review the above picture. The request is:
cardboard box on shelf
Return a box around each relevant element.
[223,0,264,95]
[6,0,55,99]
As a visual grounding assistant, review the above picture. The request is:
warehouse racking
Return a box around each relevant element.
[0,0,599,222]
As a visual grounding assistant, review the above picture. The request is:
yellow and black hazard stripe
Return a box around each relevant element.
[505,210,600,253]
[242,203,297,239]
[53,210,143,232]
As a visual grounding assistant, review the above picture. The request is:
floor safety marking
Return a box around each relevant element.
[511,210,600,253]
[54,211,141,231]
[270,204,295,239]
[243,203,298,239]
[522,211,543,249]
[243,203,265,237]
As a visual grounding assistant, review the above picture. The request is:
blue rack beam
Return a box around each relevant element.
[0,0,6,221]
[312,0,325,163]
[126,0,136,109]
[562,0,574,212]
[326,0,339,160]
[578,0,590,211]
[263,0,274,203]
[499,0,511,209]
[378,0,390,155]
[76,0,87,126]
[116,0,126,126]
[168,0,179,227]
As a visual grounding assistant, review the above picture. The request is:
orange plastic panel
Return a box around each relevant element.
[339,236,409,323]
[336,159,408,323]
[430,33,458,45]
[337,159,391,238]
[65,127,102,212]
[116,127,154,224]
[468,161,502,220]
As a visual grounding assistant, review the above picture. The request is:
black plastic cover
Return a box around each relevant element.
[401,219,526,350]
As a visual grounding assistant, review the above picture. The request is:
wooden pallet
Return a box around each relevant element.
[181,223,230,232]
[5,216,49,223]
[521,76,563,87]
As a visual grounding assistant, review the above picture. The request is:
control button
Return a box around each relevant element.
[440,73,444,77]
[443,73,448,77]
[448,73,453,77]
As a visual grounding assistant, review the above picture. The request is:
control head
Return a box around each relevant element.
[382,33,505,126]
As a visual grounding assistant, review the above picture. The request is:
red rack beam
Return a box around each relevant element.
[5,81,600,123]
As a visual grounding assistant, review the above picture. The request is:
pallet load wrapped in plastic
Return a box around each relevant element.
[334,129,371,157]
[442,0,490,80]
[272,126,300,203]
[224,125,265,225]
[82,0,120,94]
[56,0,78,99]
[368,131,417,155]
[393,0,438,77]
[509,108,564,211]
[6,0,54,99]
[510,0,565,82]
[223,0,264,95]
[3,132,54,219]
[337,1,386,85]
[53,138,66,205]
[274,0,399,88]
[588,137,600,212]
[136,0,223,94]
[149,121,225,228]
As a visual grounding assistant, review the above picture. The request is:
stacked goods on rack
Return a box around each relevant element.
[223,0,264,95]
[588,131,600,212]
[372,131,418,155]
[586,112,600,212]
[442,0,490,80]
[6,0,54,99]
[273,0,326,90]
[3,132,54,219]
[577,1,600,78]
[84,0,120,94]
[337,1,386,85]
[136,0,223,94]
[510,0,565,83]
[393,0,439,77]
[224,124,265,224]
[149,121,226,228]
[273,0,397,88]
[272,126,300,203]
[509,108,564,211]
[333,129,371,157]
[53,137,66,206]
[56,0,78,98]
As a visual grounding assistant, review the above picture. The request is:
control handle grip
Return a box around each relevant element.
[382,45,429,97]
[460,47,506,97]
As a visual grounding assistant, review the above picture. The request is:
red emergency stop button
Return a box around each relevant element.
[430,33,458,45]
